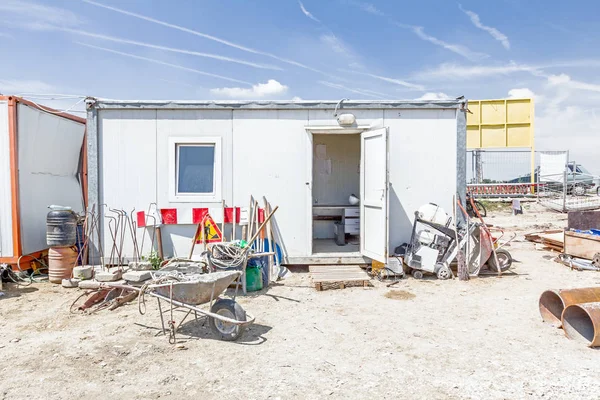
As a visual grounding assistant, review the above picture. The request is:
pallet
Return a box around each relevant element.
[309,265,370,291]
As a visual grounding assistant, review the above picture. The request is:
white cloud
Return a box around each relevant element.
[547,73,600,93]
[61,27,282,70]
[414,62,538,81]
[537,103,600,174]
[415,92,452,100]
[0,0,83,28]
[299,1,320,23]
[318,81,384,98]
[77,42,252,85]
[321,34,352,58]
[341,69,425,91]
[508,88,535,99]
[415,60,600,83]
[210,79,288,99]
[346,1,385,16]
[460,5,510,50]
[410,26,489,61]
[292,96,303,101]
[0,32,13,39]
[547,73,571,85]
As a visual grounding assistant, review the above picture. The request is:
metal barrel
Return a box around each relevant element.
[562,302,600,347]
[48,247,77,284]
[46,210,77,247]
[539,288,600,327]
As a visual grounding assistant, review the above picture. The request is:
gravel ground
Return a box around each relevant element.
[2,203,600,399]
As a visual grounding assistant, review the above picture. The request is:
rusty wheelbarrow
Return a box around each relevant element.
[146,270,254,342]
[83,270,254,342]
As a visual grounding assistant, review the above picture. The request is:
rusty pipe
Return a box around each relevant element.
[539,288,600,328]
[562,302,600,347]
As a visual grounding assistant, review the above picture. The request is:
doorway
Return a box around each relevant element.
[311,133,361,255]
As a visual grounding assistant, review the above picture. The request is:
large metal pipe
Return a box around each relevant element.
[539,288,600,327]
[562,302,600,347]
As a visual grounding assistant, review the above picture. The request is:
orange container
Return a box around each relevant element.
[48,247,77,284]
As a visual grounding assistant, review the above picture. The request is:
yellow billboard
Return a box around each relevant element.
[467,98,534,149]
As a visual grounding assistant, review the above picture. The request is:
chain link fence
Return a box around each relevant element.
[537,151,600,212]
[466,149,600,212]
[467,150,536,198]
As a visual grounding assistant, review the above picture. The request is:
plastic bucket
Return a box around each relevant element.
[246,265,263,292]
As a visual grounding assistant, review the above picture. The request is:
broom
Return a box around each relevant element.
[454,196,469,281]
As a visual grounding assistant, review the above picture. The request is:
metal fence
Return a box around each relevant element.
[466,149,600,212]
[467,149,533,185]
[537,151,600,212]
[467,149,537,198]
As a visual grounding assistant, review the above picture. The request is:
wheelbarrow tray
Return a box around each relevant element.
[149,271,241,305]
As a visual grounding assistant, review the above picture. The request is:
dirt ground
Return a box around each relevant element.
[2,202,600,400]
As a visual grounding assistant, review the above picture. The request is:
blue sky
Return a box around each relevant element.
[1,0,599,173]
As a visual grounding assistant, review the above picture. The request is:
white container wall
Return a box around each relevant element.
[17,104,86,255]
[0,100,12,258]
[89,100,465,264]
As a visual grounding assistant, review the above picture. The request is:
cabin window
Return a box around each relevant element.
[168,137,222,202]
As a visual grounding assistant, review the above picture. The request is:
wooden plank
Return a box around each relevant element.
[310,268,364,273]
[312,274,366,278]
[312,273,368,279]
[309,266,362,271]
[312,276,368,283]
[564,231,600,260]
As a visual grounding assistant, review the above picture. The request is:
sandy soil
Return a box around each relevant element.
[2,203,600,400]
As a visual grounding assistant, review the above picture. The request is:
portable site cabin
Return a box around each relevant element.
[0,96,87,267]
[86,99,466,265]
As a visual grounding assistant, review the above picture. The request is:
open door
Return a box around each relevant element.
[360,127,389,263]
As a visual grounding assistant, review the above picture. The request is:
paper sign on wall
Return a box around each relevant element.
[316,144,327,160]
[239,207,249,225]
[316,159,331,176]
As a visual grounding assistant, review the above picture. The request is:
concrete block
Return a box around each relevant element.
[95,270,123,282]
[73,265,93,280]
[62,278,81,288]
[123,270,152,283]
[128,261,153,271]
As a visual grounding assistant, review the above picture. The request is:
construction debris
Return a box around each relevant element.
[555,254,600,271]
[73,265,94,280]
[564,230,600,260]
[95,269,123,282]
[62,278,81,288]
[525,230,564,252]
[122,270,152,283]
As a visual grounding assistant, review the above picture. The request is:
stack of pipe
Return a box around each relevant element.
[539,287,600,347]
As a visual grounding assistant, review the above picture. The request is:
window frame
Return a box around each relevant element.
[168,137,222,203]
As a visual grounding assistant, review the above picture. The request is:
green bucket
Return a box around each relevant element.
[246,265,263,292]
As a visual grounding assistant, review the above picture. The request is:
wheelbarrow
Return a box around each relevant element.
[485,226,516,273]
[82,270,254,342]
[146,270,255,342]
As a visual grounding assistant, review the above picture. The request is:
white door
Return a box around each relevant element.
[360,127,389,263]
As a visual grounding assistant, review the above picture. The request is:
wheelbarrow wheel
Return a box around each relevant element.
[209,299,247,341]
[412,269,424,279]
[487,249,513,272]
